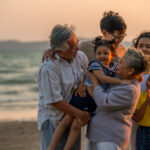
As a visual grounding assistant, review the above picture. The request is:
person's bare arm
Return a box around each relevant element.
[133,75,150,122]
[42,49,56,62]
[51,100,91,126]
[93,70,130,85]
[133,96,149,122]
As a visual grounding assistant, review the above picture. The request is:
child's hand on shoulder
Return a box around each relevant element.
[120,79,131,85]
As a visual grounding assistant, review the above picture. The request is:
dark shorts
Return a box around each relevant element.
[70,90,97,115]
[136,125,150,150]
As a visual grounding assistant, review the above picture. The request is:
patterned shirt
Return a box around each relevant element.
[37,50,88,130]
[85,60,117,90]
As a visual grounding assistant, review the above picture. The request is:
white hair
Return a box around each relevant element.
[124,48,148,75]
[49,24,75,52]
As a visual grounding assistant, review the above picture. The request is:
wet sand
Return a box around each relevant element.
[0,120,86,150]
[0,121,40,150]
[0,101,86,150]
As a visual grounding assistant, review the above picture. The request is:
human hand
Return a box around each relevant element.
[77,111,91,126]
[75,82,86,97]
[42,49,56,62]
[137,75,144,83]
[132,113,136,121]
[120,79,131,85]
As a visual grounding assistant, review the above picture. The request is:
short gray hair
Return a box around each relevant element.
[49,24,74,52]
[124,48,148,75]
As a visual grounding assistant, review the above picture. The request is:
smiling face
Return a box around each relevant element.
[58,32,79,62]
[95,46,112,66]
[137,37,150,55]
[117,56,134,79]
[102,30,126,49]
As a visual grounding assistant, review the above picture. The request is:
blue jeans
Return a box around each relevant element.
[39,119,81,150]
[136,126,150,150]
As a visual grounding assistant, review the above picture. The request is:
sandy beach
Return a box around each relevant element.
[0,100,40,150]
[0,121,40,150]
[0,121,87,150]
[0,101,86,150]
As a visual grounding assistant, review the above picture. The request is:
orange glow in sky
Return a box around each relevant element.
[0,0,150,42]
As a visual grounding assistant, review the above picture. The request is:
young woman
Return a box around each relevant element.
[127,32,150,150]
[132,32,150,150]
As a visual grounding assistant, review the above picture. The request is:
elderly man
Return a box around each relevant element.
[37,25,91,150]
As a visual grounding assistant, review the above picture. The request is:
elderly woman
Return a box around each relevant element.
[86,48,148,150]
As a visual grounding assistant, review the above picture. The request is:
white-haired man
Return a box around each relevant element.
[37,24,91,150]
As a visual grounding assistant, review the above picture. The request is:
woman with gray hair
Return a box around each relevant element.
[86,48,149,150]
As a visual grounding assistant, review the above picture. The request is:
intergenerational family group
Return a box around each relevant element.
[37,11,150,150]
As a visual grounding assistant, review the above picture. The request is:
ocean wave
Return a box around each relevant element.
[0,69,19,74]
[0,90,19,95]
[0,78,36,85]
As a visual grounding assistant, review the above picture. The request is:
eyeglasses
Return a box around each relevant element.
[111,33,127,40]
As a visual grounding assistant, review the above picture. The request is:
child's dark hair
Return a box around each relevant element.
[100,11,127,34]
[132,32,150,48]
[94,36,116,54]
[94,37,111,53]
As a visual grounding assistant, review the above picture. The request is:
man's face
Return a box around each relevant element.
[103,30,126,49]
[95,46,112,66]
[61,32,79,62]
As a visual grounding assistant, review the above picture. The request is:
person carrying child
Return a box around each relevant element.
[48,37,130,150]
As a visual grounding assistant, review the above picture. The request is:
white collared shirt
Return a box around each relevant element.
[37,50,88,130]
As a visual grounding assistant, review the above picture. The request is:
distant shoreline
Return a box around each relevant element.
[0,40,131,51]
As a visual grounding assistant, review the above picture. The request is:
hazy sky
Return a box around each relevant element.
[0,0,150,42]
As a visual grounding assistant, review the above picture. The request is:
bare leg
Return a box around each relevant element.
[48,114,73,150]
[63,118,81,150]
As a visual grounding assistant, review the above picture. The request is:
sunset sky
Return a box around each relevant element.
[1,0,150,42]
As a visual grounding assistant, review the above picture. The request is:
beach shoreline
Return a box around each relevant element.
[0,100,86,150]
[0,120,86,150]
[0,100,40,150]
